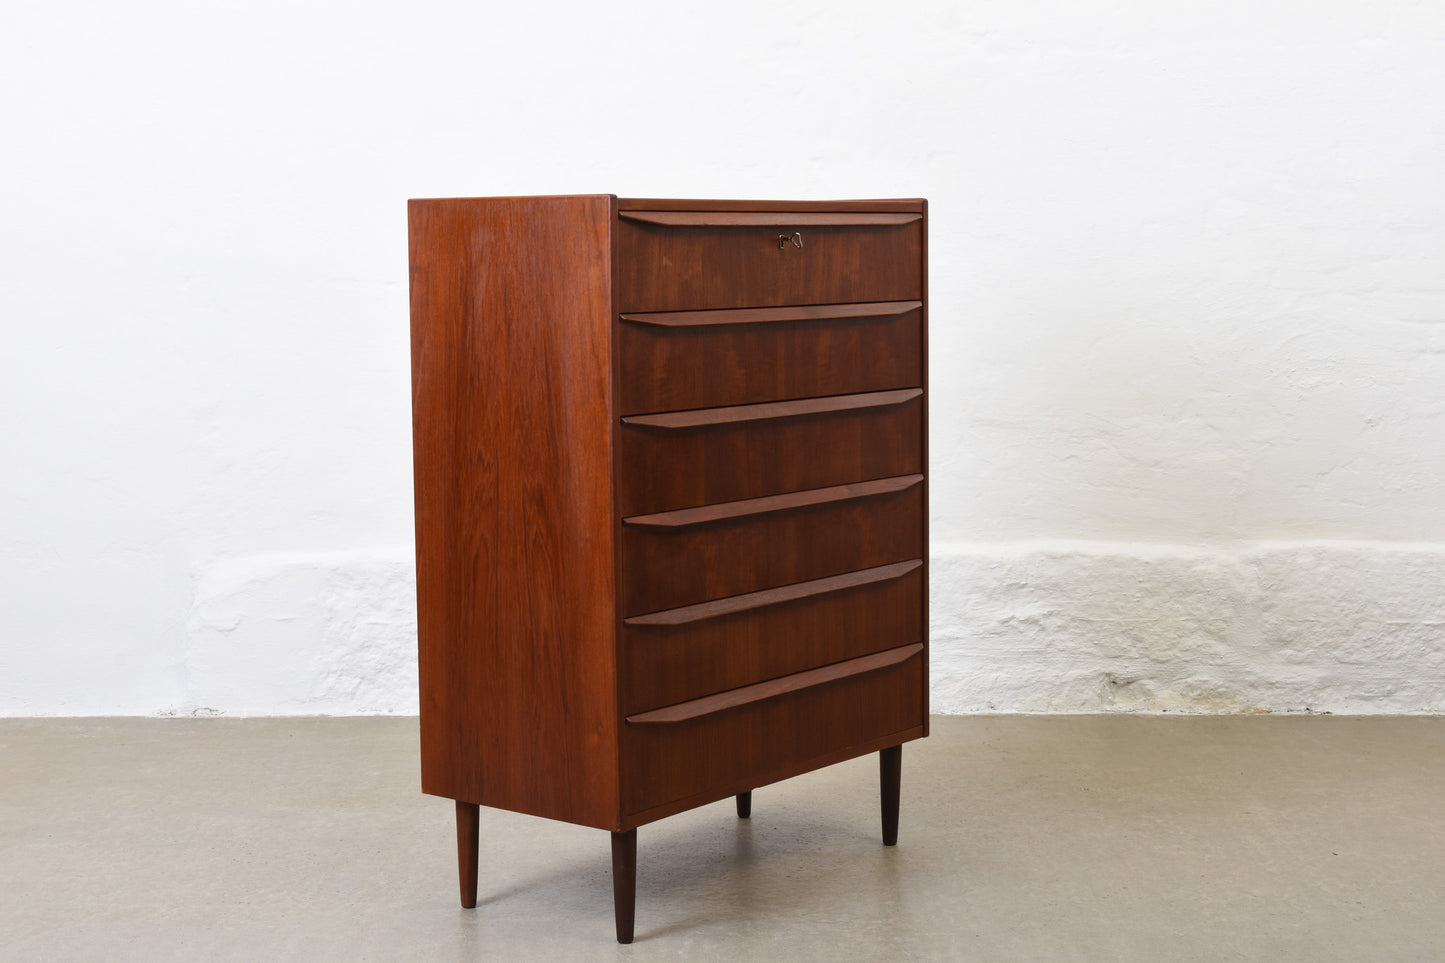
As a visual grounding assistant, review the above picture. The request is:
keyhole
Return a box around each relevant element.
[778,232,803,250]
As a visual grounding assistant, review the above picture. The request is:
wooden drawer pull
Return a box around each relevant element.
[620,300,920,329]
[626,643,924,725]
[621,474,923,530]
[622,388,921,430]
[625,559,922,627]
[619,211,921,227]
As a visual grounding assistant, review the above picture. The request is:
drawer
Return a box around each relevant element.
[622,642,925,816]
[620,474,923,616]
[615,211,923,312]
[617,389,922,516]
[622,559,924,714]
[617,301,923,415]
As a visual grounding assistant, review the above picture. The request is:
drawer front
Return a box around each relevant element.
[620,475,923,616]
[615,212,923,312]
[617,391,922,516]
[618,302,923,415]
[623,643,925,815]
[622,560,924,714]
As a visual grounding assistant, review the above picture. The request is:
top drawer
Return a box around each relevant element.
[615,211,923,312]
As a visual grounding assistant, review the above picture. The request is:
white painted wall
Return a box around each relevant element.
[3,1,1443,715]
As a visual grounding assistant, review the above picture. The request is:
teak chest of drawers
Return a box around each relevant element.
[408,194,928,943]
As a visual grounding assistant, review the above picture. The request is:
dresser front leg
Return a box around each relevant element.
[880,745,901,846]
[736,790,752,818]
[456,801,480,908]
[610,829,637,943]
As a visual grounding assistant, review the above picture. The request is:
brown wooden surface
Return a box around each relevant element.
[618,198,925,213]
[616,218,922,312]
[620,562,923,714]
[618,394,923,515]
[619,211,921,227]
[627,643,923,724]
[409,195,621,830]
[456,801,479,908]
[622,649,924,815]
[618,303,922,414]
[620,480,923,616]
[610,829,637,943]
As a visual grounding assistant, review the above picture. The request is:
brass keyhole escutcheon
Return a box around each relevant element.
[778,232,803,250]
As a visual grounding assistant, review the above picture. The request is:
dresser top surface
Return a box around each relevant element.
[409,195,924,214]
[616,197,925,213]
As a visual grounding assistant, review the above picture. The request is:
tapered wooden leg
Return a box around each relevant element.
[610,829,637,944]
[456,801,480,908]
[880,745,902,846]
[736,790,752,818]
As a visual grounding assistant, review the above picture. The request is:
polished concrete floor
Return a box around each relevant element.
[3,715,1444,961]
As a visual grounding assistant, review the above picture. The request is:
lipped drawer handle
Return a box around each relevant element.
[621,473,923,530]
[625,643,924,725]
[618,300,921,329]
[617,211,920,226]
[621,388,922,431]
[778,232,803,250]
[624,559,923,627]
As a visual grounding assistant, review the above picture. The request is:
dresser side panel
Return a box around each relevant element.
[409,195,620,829]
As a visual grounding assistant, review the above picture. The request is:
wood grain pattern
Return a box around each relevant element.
[616,218,922,312]
[626,643,924,724]
[618,303,922,414]
[620,300,920,328]
[618,395,922,516]
[621,562,923,714]
[622,649,924,814]
[619,211,920,227]
[409,195,620,830]
[621,480,923,616]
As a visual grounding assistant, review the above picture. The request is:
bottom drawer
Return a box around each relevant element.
[622,644,925,818]
[622,560,924,714]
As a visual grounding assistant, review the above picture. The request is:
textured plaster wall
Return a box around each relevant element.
[3,2,1443,715]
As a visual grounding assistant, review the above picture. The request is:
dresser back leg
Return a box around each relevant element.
[456,801,480,908]
[736,791,752,818]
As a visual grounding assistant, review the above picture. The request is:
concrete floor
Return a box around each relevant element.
[3,716,1444,961]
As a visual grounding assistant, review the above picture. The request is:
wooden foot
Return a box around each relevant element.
[456,801,480,908]
[610,829,637,944]
[736,790,752,819]
[880,745,901,846]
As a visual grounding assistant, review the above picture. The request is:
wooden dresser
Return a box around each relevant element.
[408,195,928,943]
